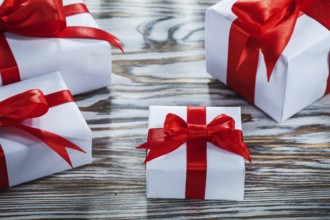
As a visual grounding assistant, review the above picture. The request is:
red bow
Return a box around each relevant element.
[0,89,85,167]
[232,0,330,81]
[0,0,66,36]
[137,113,251,162]
[227,0,330,104]
[0,0,123,50]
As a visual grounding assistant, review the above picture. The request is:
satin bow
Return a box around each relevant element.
[137,113,251,163]
[0,0,123,50]
[0,0,66,36]
[232,0,330,80]
[0,89,85,167]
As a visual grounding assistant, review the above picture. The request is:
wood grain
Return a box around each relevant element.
[1,0,330,219]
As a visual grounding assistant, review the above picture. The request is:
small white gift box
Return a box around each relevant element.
[140,106,248,201]
[0,72,92,189]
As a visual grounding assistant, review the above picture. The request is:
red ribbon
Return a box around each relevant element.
[227,0,330,104]
[137,106,250,199]
[0,0,123,85]
[0,89,85,189]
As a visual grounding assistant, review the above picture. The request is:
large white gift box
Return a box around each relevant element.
[0,0,115,95]
[0,72,92,189]
[205,0,330,122]
[143,106,247,201]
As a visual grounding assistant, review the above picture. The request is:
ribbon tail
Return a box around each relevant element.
[261,7,300,81]
[63,4,90,17]
[140,138,186,163]
[137,128,187,163]
[56,27,124,52]
[262,44,286,82]
[236,36,258,72]
[0,122,85,167]
[136,142,150,150]
[136,128,169,150]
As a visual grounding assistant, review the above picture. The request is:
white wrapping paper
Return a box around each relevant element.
[205,0,330,122]
[0,0,112,95]
[146,106,245,201]
[0,72,92,187]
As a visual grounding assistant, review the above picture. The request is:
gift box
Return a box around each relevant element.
[0,72,92,189]
[205,0,330,122]
[0,0,123,95]
[137,106,250,200]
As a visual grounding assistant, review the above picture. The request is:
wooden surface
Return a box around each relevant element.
[1,0,330,219]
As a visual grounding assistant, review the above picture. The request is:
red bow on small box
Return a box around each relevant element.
[227,0,330,104]
[137,106,251,199]
[0,89,85,189]
[0,0,123,85]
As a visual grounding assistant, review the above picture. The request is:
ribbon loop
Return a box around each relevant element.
[0,89,48,120]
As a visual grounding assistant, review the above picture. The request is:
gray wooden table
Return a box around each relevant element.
[1,0,330,219]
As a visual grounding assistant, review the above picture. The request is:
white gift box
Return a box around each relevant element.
[0,72,92,188]
[0,0,112,95]
[205,0,330,122]
[146,106,245,201]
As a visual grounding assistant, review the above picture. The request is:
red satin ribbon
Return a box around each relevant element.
[137,107,250,199]
[227,0,330,104]
[185,106,207,199]
[0,146,8,189]
[0,89,84,189]
[326,56,330,94]
[63,3,89,17]
[0,0,123,86]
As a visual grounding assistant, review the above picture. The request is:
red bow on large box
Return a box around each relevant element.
[0,89,85,189]
[137,106,251,199]
[227,0,330,104]
[0,0,123,85]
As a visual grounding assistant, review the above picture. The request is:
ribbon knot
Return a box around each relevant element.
[187,124,208,140]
